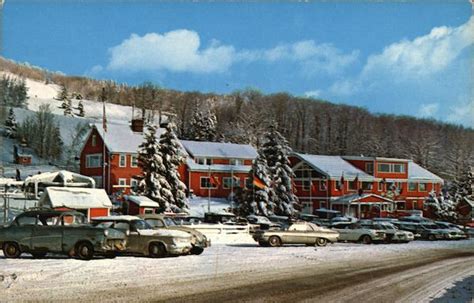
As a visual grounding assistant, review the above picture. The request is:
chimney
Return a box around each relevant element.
[131,119,144,133]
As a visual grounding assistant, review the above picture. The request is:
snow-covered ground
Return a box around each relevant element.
[0,238,472,302]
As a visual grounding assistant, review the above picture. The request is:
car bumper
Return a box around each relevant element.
[168,243,192,255]
[97,239,127,253]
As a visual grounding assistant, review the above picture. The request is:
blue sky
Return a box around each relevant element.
[2,1,473,127]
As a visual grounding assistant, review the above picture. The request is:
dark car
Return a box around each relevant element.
[0,209,127,260]
[393,221,445,240]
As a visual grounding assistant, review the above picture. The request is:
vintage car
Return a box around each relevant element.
[0,209,127,260]
[91,215,193,257]
[393,222,447,240]
[331,222,386,244]
[435,221,468,240]
[253,222,339,247]
[360,221,414,243]
[138,214,210,255]
[246,215,281,233]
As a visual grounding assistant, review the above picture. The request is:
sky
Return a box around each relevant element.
[2,1,473,127]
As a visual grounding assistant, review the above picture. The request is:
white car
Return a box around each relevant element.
[361,221,414,243]
[331,222,386,244]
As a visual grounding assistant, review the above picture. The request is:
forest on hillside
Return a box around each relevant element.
[1,57,473,180]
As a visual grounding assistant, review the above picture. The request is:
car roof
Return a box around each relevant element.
[17,208,83,217]
[92,215,141,222]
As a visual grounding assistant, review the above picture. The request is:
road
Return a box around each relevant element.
[1,239,473,302]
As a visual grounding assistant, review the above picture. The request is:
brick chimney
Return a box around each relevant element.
[131,119,144,132]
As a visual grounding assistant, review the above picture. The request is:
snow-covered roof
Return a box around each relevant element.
[186,158,252,173]
[92,215,141,221]
[181,140,257,159]
[331,193,394,205]
[38,187,112,209]
[294,153,374,181]
[408,162,443,182]
[342,156,408,163]
[125,195,160,208]
[24,170,95,188]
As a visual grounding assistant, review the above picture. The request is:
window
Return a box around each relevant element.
[130,155,138,167]
[91,176,103,188]
[229,159,243,166]
[366,163,374,174]
[195,158,212,165]
[223,177,240,189]
[418,183,427,192]
[16,215,37,226]
[408,182,417,192]
[200,177,216,189]
[118,178,127,186]
[119,154,127,167]
[377,163,405,173]
[319,180,328,191]
[348,181,358,191]
[91,134,97,147]
[130,179,139,190]
[378,182,384,191]
[86,154,102,168]
[245,178,252,189]
[302,180,312,191]
[362,182,373,190]
[293,163,319,179]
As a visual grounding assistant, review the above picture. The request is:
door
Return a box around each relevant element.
[31,224,62,252]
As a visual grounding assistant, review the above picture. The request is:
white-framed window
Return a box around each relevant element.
[86,154,102,168]
[229,159,243,166]
[118,178,127,186]
[195,157,212,165]
[302,180,311,191]
[362,182,372,190]
[200,177,217,189]
[119,154,127,167]
[365,163,374,174]
[378,182,384,191]
[130,178,139,189]
[223,177,240,189]
[319,180,328,191]
[408,182,417,192]
[418,183,427,192]
[348,181,358,191]
[91,176,103,188]
[130,155,138,167]
[377,163,405,173]
[91,134,97,147]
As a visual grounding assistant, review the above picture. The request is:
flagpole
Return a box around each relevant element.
[102,90,107,192]
[208,166,211,213]
[309,173,312,212]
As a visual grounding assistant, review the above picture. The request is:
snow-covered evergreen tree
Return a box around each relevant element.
[77,100,85,117]
[63,99,73,116]
[4,108,17,138]
[261,124,299,216]
[137,124,175,213]
[239,150,274,216]
[159,122,189,212]
[56,85,68,102]
[188,109,217,141]
[424,191,459,222]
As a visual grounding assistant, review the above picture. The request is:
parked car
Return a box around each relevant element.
[139,214,210,255]
[393,221,445,240]
[331,222,386,244]
[0,209,127,260]
[360,221,414,243]
[91,215,193,257]
[435,221,468,240]
[420,223,459,240]
[253,222,339,247]
[247,215,281,233]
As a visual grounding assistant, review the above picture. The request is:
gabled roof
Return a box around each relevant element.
[408,162,443,183]
[38,187,112,209]
[181,140,257,159]
[331,193,394,205]
[293,153,374,181]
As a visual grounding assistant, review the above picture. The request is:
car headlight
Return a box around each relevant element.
[104,229,109,237]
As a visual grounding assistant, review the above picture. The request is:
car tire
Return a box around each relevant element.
[268,236,282,247]
[190,246,204,255]
[315,238,328,247]
[3,242,21,258]
[149,242,167,258]
[31,252,47,259]
[428,234,436,241]
[360,235,372,244]
[75,242,94,260]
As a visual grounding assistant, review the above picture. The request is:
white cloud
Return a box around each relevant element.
[362,16,474,80]
[446,98,474,128]
[105,30,357,75]
[328,78,362,97]
[108,30,236,74]
[417,103,439,118]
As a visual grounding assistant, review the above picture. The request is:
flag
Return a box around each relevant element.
[253,176,266,189]
[210,175,220,187]
[320,179,327,191]
[310,181,316,191]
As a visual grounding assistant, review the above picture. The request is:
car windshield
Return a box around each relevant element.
[95,222,114,228]
[422,224,438,229]
[164,217,177,226]
[132,220,152,230]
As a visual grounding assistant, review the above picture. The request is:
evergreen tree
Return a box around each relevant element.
[49,122,64,160]
[13,78,28,108]
[137,124,175,213]
[239,149,273,216]
[77,100,85,117]
[56,85,68,102]
[159,122,189,212]
[188,109,217,141]
[261,124,299,216]
[424,191,459,222]
[63,99,73,116]
[5,108,17,138]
